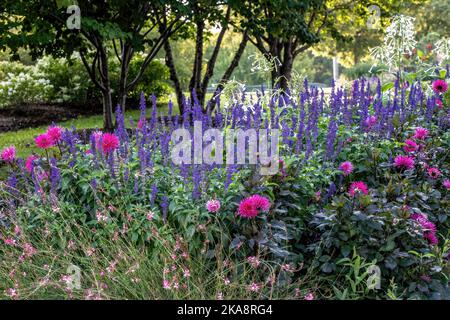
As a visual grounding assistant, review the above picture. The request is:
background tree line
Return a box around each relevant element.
[0,0,443,129]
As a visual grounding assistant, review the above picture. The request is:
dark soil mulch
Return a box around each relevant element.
[0,103,101,133]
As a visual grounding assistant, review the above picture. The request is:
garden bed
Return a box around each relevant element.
[0,103,100,133]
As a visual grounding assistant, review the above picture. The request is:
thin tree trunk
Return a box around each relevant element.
[164,39,184,114]
[279,40,293,92]
[189,19,205,103]
[117,45,132,115]
[199,6,231,107]
[98,47,114,131]
[210,31,248,109]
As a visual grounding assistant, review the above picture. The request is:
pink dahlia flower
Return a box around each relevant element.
[35,133,54,149]
[403,139,418,153]
[101,133,120,154]
[394,155,415,170]
[432,79,448,94]
[339,161,353,176]
[47,126,63,144]
[427,167,441,179]
[348,181,369,197]
[1,146,16,163]
[238,194,271,219]
[25,155,39,173]
[206,199,221,213]
[412,127,429,140]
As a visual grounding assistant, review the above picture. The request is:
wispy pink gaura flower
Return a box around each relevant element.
[304,293,315,300]
[247,282,261,292]
[413,127,429,140]
[339,161,353,176]
[247,256,261,268]
[427,167,441,179]
[35,133,54,149]
[394,155,415,170]
[47,126,63,144]
[4,238,16,246]
[348,181,369,197]
[238,195,271,218]
[23,243,37,258]
[1,145,16,163]
[101,133,119,154]
[432,79,448,93]
[403,139,418,153]
[206,199,221,213]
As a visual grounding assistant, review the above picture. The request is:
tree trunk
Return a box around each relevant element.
[164,39,184,115]
[117,46,132,115]
[279,41,293,92]
[209,31,248,110]
[189,19,205,104]
[98,48,114,131]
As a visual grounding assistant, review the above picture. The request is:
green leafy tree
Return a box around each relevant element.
[0,0,186,129]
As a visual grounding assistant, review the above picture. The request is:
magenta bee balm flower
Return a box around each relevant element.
[348,181,369,197]
[410,213,438,245]
[403,139,418,153]
[206,199,221,213]
[35,133,54,149]
[444,180,450,190]
[432,79,448,94]
[339,161,353,176]
[101,133,120,154]
[412,127,428,140]
[1,145,16,163]
[46,126,63,144]
[394,155,415,170]
[238,195,271,218]
[427,167,441,179]
[25,155,39,173]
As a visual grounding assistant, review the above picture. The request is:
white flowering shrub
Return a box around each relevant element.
[0,62,54,107]
[0,55,92,107]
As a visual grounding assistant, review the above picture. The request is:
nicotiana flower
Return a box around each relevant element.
[1,145,16,163]
[427,167,441,179]
[206,199,221,213]
[35,133,54,149]
[339,161,353,176]
[413,127,428,140]
[394,155,415,170]
[348,181,369,197]
[432,79,448,94]
[403,139,418,153]
[101,133,119,154]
